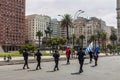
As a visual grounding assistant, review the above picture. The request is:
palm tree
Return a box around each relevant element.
[101,32,107,53]
[96,31,102,47]
[76,38,80,46]
[45,30,48,38]
[36,30,43,48]
[45,27,53,53]
[110,33,117,45]
[72,34,76,47]
[47,27,53,38]
[89,35,97,49]
[79,35,85,48]
[60,14,72,41]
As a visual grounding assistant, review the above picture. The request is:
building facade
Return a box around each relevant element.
[74,17,107,48]
[0,0,26,52]
[26,14,51,45]
[51,19,60,37]
[117,0,120,45]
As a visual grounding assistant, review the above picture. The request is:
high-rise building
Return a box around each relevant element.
[26,14,51,45]
[117,0,120,45]
[51,19,60,37]
[0,0,26,52]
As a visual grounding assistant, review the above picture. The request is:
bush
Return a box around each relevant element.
[0,52,22,57]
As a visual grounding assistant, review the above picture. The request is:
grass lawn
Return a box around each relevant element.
[0,52,65,57]
[0,52,22,57]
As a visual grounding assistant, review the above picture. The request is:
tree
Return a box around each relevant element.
[96,31,102,47]
[60,14,72,41]
[76,38,80,46]
[101,32,107,51]
[36,30,43,48]
[89,35,97,49]
[79,35,85,48]
[46,37,67,51]
[19,44,37,54]
[107,44,113,54]
[110,33,117,45]
[72,34,76,47]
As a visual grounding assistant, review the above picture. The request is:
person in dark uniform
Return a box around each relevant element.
[35,49,42,70]
[23,49,29,69]
[89,51,93,63]
[94,52,99,66]
[77,47,85,73]
[53,50,60,71]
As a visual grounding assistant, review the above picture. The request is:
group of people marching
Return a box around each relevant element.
[23,49,42,70]
[22,46,99,74]
[65,46,99,74]
[22,49,60,71]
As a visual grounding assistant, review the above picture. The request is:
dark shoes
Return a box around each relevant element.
[95,64,98,66]
[66,62,70,64]
[54,68,59,71]
[36,67,42,70]
[79,70,83,73]
[23,67,29,70]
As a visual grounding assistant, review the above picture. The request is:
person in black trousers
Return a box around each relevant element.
[94,52,99,66]
[53,50,60,71]
[35,49,42,70]
[23,49,29,69]
[66,47,71,64]
[77,47,85,73]
[89,51,93,63]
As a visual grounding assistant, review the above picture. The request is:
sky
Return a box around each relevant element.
[26,0,117,27]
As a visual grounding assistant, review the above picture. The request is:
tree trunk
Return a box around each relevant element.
[39,36,40,49]
[66,26,69,42]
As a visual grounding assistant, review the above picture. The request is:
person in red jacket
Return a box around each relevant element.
[66,47,71,64]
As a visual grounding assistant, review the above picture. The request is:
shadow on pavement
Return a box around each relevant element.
[46,70,55,72]
[14,69,24,71]
[71,72,80,75]
[61,63,70,66]
[84,62,90,65]
[91,65,97,67]
[28,69,37,72]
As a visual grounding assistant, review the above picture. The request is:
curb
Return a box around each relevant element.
[0,55,119,66]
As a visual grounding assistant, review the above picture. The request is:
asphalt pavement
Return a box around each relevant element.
[0,56,120,80]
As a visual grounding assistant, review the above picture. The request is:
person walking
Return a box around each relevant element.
[89,51,93,63]
[66,47,71,64]
[23,49,29,69]
[94,52,99,66]
[77,47,85,73]
[35,49,42,70]
[94,45,99,66]
[53,50,60,71]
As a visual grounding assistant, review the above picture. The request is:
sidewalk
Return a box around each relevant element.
[0,55,66,61]
[0,53,116,66]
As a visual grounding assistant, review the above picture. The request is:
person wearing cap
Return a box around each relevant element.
[53,50,60,71]
[35,49,42,70]
[23,49,29,69]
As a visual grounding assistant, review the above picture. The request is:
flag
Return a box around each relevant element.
[94,44,99,56]
[85,42,93,54]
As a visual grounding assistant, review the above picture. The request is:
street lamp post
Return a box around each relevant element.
[72,10,85,48]
[58,10,85,48]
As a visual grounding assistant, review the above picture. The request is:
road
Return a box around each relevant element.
[0,56,120,80]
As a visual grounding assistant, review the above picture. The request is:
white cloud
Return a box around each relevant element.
[26,0,117,27]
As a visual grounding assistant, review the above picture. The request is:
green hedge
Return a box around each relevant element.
[0,52,65,57]
[0,52,22,57]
